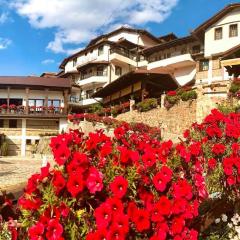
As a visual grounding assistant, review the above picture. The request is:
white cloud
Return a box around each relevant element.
[0,37,11,49]
[11,0,178,54]
[41,59,55,64]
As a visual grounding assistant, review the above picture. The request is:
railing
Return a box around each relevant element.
[80,71,107,80]
[110,47,137,60]
[148,49,204,63]
[0,106,65,116]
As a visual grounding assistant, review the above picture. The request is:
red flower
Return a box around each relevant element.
[86,167,103,194]
[67,173,85,197]
[133,208,150,232]
[212,143,226,155]
[28,222,44,240]
[52,170,66,194]
[107,225,126,240]
[208,158,217,170]
[54,143,71,165]
[112,213,129,234]
[46,219,63,240]
[110,176,128,198]
[170,217,185,236]
[172,179,193,200]
[106,197,124,213]
[153,172,167,192]
[94,203,112,228]
[167,91,177,96]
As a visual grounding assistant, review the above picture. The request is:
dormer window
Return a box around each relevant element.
[98,46,104,56]
[73,58,77,67]
[229,24,238,37]
[214,27,222,40]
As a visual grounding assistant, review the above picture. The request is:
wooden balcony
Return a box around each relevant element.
[0,106,67,119]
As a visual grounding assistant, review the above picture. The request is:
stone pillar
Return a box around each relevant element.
[130,99,135,112]
[45,88,49,114]
[21,118,26,157]
[160,92,166,108]
[7,87,10,114]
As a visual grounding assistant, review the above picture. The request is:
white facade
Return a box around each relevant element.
[205,7,240,57]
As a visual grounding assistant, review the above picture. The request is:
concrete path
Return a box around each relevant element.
[0,156,54,195]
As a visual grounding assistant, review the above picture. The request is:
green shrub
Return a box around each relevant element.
[135,98,158,112]
[229,82,240,94]
[165,95,179,105]
[88,103,103,115]
[180,90,197,101]
[1,141,8,156]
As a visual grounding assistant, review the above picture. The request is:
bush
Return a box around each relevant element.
[180,90,197,101]
[135,98,158,112]
[88,103,104,115]
[229,82,240,94]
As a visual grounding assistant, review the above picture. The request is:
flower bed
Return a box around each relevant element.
[1,109,240,239]
[164,88,197,110]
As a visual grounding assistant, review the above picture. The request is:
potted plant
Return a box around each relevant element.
[30,105,36,113]
[9,104,16,113]
[0,104,7,114]
[17,105,24,114]
[48,105,55,113]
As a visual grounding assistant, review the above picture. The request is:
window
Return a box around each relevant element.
[29,99,44,107]
[73,58,77,67]
[9,119,17,128]
[26,139,32,145]
[48,100,60,107]
[98,46,104,56]
[86,89,94,99]
[199,60,209,71]
[214,27,222,40]
[229,24,238,37]
[115,66,122,76]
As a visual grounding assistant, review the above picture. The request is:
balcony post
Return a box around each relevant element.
[63,89,68,114]
[45,88,49,114]
[25,88,29,114]
[7,87,10,114]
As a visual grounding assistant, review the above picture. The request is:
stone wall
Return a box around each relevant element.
[116,100,197,141]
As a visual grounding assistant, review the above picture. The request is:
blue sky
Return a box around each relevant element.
[0,0,239,76]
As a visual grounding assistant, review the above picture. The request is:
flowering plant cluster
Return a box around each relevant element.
[68,113,161,139]
[110,102,130,116]
[18,119,202,239]
[135,98,158,112]
[9,104,16,110]
[165,88,197,109]
[0,104,7,109]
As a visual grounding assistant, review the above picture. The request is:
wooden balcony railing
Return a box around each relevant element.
[0,105,66,116]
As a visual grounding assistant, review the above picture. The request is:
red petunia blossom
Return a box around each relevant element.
[28,222,44,240]
[71,152,89,169]
[112,213,129,234]
[110,176,128,198]
[227,175,236,185]
[100,141,112,158]
[54,143,71,165]
[208,158,217,170]
[170,217,185,236]
[152,172,167,192]
[107,225,126,240]
[106,197,124,213]
[189,142,201,156]
[52,170,66,194]
[94,203,112,228]
[46,219,63,240]
[142,151,156,168]
[172,179,193,200]
[212,143,226,155]
[86,167,103,194]
[66,173,85,197]
[160,166,173,182]
[133,208,150,232]
[167,90,177,96]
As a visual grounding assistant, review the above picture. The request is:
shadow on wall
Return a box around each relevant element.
[0,135,19,156]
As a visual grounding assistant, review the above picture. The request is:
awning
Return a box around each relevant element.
[221,58,240,67]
